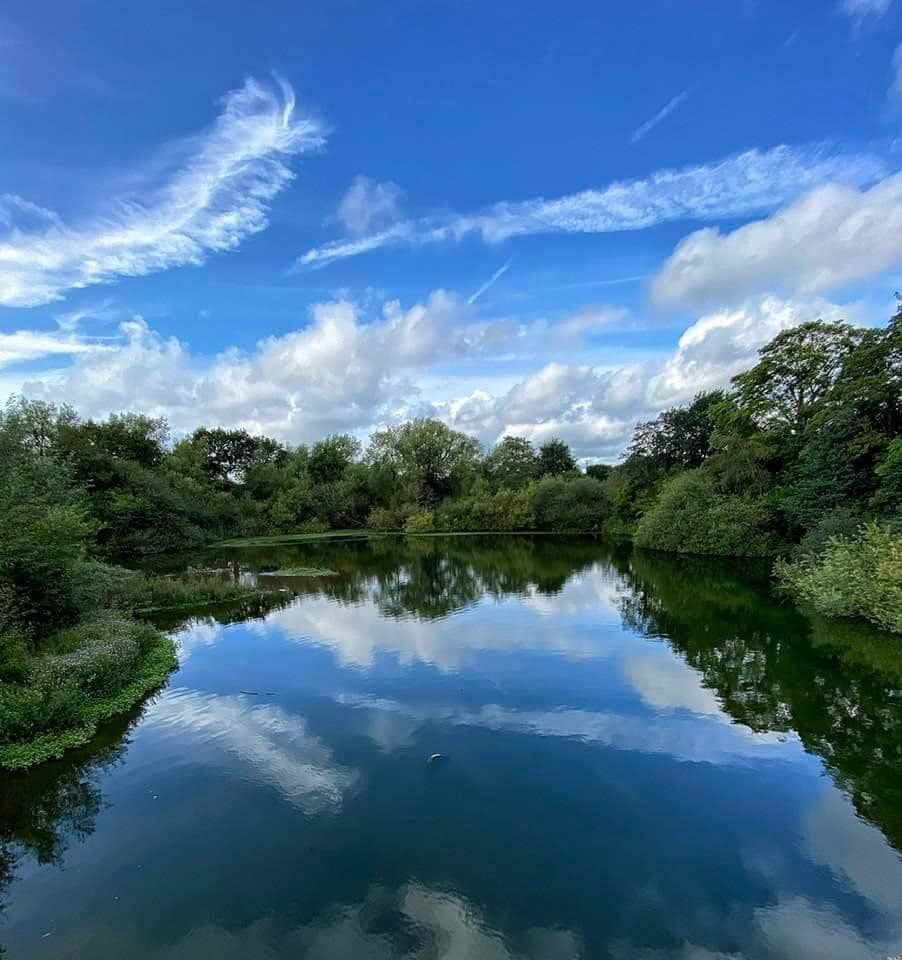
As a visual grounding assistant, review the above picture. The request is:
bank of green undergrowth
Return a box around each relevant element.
[775,524,902,634]
[0,617,177,769]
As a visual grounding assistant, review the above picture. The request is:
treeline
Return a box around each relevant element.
[0,402,613,558]
[1,305,900,630]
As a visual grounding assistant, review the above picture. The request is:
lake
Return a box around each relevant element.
[1,535,901,959]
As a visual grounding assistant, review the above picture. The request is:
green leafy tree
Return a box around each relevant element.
[732,321,861,436]
[538,438,577,477]
[367,419,480,507]
[483,436,539,490]
[628,391,724,470]
[874,438,902,519]
[585,463,611,482]
[531,477,609,531]
[308,434,361,485]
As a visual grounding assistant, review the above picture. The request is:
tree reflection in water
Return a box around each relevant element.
[2,534,901,948]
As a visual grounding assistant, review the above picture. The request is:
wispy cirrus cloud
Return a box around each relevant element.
[0,77,326,307]
[0,329,112,368]
[298,145,887,268]
[629,88,691,144]
[838,0,893,24]
[333,175,404,237]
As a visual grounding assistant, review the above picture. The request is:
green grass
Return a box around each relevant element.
[214,529,598,546]
[0,631,177,770]
[215,529,388,547]
[259,566,338,577]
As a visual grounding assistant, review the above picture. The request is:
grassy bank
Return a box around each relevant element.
[0,573,283,770]
[215,529,388,547]
[0,618,177,770]
[118,570,291,613]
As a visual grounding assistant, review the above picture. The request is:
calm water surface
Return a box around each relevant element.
[2,536,901,959]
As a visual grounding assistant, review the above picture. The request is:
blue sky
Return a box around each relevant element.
[1,0,901,459]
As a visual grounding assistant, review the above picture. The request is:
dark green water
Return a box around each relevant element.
[2,536,902,959]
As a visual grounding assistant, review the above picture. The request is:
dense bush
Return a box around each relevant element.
[366,506,401,530]
[635,469,776,557]
[531,477,608,532]
[434,487,535,532]
[775,524,902,633]
[404,510,435,533]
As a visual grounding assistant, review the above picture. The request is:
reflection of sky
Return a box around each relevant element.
[247,565,629,672]
[142,688,357,813]
[6,555,902,960]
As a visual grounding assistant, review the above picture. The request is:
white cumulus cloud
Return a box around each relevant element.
[652,174,902,308]
[2,289,860,461]
[0,77,325,307]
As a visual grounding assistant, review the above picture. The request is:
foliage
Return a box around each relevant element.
[635,469,776,557]
[732,320,860,435]
[538,439,577,477]
[531,477,608,532]
[483,436,539,490]
[404,510,436,533]
[366,506,402,530]
[0,628,176,769]
[775,524,902,633]
[628,391,724,470]
[368,418,480,506]
[874,438,902,518]
[434,486,535,532]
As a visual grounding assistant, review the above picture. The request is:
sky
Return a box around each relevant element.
[1,0,901,462]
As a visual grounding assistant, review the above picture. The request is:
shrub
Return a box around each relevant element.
[775,523,902,633]
[0,616,169,747]
[405,510,435,533]
[298,518,329,535]
[531,477,608,532]
[794,506,865,559]
[636,469,775,557]
[366,506,401,530]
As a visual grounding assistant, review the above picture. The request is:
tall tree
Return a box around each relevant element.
[484,436,539,490]
[367,419,480,506]
[538,439,577,477]
[732,321,861,435]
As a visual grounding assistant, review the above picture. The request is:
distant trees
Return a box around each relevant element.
[2,303,899,632]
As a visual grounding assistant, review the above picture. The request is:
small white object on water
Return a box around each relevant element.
[427,753,445,764]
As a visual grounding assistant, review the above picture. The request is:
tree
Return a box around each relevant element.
[585,463,611,483]
[483,436,539,490]
[367,419,480,507]
[627,391,724,470]
[538,439,577,477]
[874,438,902,519]
[308,434,361,485]
[170,428,284,489]
[732,321,861,436]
